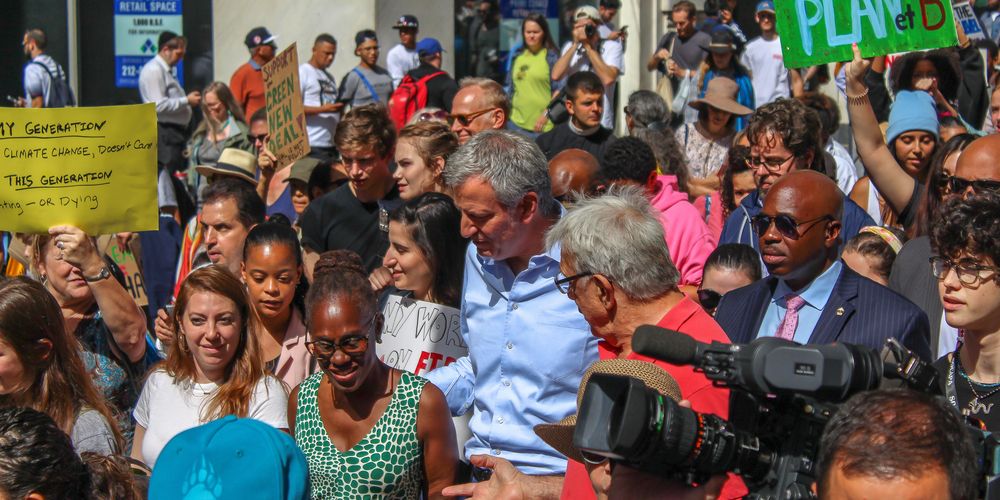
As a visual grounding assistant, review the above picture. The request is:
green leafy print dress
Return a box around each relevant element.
[295,371,426,499]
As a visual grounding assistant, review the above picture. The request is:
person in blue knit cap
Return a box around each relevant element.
[849,89,939,229]
[149,415,309,499]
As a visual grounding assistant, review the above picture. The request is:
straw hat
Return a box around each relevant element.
[687,77,753,116]
[196,148,257,185]
[534,359,682,463]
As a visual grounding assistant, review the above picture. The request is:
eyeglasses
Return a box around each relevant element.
[249,133,269,144]
[554,272,593,294]
[751,213,833,239]
[697,289,723,310]
[930,257,1000,285]
[448,108,497,127]
[746,154,795,172]
[944,175,1000,196]
[305,316,376,357]
[417,110,449,122]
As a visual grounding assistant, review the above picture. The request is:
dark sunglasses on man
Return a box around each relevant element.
[696,288,723,311]
[448,108,496,127]
[750,213,833,240]
[943,174,1000,196]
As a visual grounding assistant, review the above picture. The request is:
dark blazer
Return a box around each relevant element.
[715,263,932,361]
[888,236,944,356]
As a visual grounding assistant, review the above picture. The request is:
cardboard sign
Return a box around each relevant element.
[953,0,986,40]
[776,0,959,68]
[103,238,149,307]
[377,295,467,377]
[0,104,158,234]
[262,42,308,169]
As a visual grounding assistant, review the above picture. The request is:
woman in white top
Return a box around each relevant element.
[132,265,287,468]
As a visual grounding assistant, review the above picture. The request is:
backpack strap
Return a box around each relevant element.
[415,71,447,86]
[352,68,380,102]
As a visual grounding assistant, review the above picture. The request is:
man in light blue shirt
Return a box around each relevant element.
[426,130,599,495]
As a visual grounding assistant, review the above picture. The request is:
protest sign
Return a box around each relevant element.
[776,0,959,68]
[377,295,467,377]
[101,237,149,307]
[953,0,986,40]
[262,42,308,169]
[0,104,158,234]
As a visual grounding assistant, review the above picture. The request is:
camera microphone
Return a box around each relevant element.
[632,325,698,365]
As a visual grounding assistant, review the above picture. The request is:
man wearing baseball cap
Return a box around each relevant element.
[740,1,790,108]
[230,26,277,119]
[551,5,624,129]
[387,15,420,87]
[403,38,458,111]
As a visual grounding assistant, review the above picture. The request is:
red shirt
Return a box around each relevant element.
[560,297,748,500]
[230,62,267,120]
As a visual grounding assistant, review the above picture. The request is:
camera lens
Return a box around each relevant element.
[585,24,596,37]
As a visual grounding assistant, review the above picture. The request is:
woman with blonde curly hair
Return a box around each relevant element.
[131,265,287,468]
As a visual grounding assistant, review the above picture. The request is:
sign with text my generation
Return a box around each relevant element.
[777,0,959,68]
[0,104,158,234]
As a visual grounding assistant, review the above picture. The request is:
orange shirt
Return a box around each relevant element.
[230,61,266,119]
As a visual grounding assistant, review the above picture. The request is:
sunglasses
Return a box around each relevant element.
[697,289,723,310]
[448,108,496,127]
[751,213,833,239]
[249,133,269,143]
[416,110,449,122]
[945,175,1000,196]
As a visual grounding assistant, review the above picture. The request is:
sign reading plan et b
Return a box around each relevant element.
[0,104,159,235]
[777,0,958,68]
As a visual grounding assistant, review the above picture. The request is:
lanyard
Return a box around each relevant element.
[947,352,959,410]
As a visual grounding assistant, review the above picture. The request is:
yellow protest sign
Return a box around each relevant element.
[0,104,158,235]
[263,42,308,169]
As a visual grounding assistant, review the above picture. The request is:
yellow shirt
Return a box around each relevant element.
[510,48,554,132]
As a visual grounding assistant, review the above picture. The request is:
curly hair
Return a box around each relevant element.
[335,103,397,157]
[597,136,657,186]
[305,250,378,326]
[889,49,962,103]
[0,407,90,499]
[796,92,839,143]
[931,192,1000,269]
[633,127,689,193]
[745,98,823,172]
[912,133,976,239]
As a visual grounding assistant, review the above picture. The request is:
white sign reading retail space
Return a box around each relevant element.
[114,0,184,88]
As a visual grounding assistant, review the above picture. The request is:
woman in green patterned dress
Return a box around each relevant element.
[288,250,457,499]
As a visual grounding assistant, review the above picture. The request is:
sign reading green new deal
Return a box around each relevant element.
[776,0,958,68]
[114,0,184,88]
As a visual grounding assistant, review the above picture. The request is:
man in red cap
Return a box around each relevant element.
[230,27,277,119]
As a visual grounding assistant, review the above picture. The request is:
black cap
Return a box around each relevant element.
[244,27,276,49]
[600,0,622,8]
[158,31,179,49]
[393,15,419,29]
[704,28,736,53]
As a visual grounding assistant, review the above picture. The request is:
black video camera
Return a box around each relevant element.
[573,327,942,499]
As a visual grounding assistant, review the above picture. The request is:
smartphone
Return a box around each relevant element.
[164,304,175,318]
[620,25,628,32]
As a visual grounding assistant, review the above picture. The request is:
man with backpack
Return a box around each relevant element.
[19,28,75,108]
[299,33,344,162]
[388,37,457,127]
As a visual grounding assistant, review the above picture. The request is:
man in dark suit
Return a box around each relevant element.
[715,170,931,359]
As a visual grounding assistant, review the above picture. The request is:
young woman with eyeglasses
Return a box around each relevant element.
[393,121,459,201]
[289,250,457,499]
[131,265,288,468]
[931,194,1000,430]
[697,244,761,316]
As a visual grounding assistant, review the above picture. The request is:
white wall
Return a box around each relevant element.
[212,0,454,90]
[213,0,375,88]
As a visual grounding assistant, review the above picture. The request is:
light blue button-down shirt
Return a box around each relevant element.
[757,261,843,344]
[425,241,600,475]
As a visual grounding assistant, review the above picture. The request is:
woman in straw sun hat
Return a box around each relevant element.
[676,76,753,198]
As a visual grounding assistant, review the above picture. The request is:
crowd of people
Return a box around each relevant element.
[9,0,1000,498]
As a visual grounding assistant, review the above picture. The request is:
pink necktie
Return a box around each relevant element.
[775,293,806,341]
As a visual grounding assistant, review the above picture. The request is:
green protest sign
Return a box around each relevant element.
[776,0,959,68]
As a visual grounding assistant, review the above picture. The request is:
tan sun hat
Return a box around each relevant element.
[688,77,753,116]
[196,148,257,185]
[533,359,682,463]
